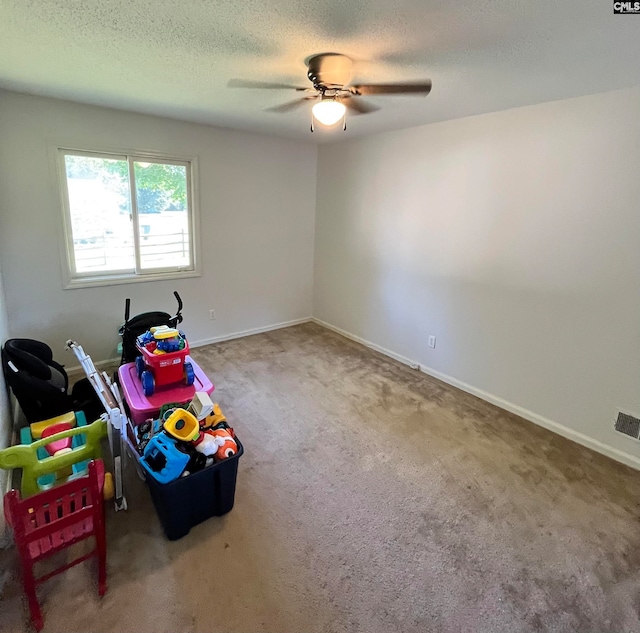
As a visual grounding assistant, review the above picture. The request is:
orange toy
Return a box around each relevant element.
[206,428,237,461]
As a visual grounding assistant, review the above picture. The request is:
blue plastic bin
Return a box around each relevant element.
[145,437,243,540]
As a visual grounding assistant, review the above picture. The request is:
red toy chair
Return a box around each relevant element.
[3,459,107,631]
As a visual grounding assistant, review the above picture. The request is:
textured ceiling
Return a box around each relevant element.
[1,0,639,143]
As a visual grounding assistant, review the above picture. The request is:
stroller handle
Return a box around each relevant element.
[173,291,183,315]
[122,291,182,329]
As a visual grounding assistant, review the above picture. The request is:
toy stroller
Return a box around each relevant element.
[119,291,184,364]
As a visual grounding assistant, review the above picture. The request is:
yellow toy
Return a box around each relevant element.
[29,411,77,439]
[162,406,233,460]
[200,403,227,431]
[150,325,180,339]
[164,408,200,442]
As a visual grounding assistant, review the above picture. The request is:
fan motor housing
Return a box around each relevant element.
[307,53,353,89]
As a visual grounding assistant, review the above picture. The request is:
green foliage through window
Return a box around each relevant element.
[60,150,194,281]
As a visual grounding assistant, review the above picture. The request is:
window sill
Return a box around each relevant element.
[63,269,201,290]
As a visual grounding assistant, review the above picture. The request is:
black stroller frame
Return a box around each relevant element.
[119,291,184,366]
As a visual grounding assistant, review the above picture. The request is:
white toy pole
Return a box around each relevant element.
[66,340,128,511]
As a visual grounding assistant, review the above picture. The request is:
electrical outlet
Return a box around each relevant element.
[428,335,436,349]
[209,309,216,320]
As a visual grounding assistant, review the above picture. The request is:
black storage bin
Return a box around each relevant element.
[145,438,244,540]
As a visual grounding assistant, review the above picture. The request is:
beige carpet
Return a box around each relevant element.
[1,322,640,632]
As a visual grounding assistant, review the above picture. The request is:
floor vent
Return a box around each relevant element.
[614,410,640,440]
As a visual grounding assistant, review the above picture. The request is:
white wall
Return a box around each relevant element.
[0,263,12,539]
[314,87,640,465]
[2,87,640,469]
[0,91,317,362]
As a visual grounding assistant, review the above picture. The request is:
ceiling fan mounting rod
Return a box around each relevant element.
[319,87,341,97]
[306,53,354,89]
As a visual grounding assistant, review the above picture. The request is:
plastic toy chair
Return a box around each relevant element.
[3,459,107,632]
[0,418,107,498]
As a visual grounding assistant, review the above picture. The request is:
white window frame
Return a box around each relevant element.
[55,146,201,289]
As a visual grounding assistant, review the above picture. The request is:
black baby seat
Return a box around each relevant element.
[1,338,102,424]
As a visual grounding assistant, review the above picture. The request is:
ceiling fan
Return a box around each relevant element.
[229,53,432,132]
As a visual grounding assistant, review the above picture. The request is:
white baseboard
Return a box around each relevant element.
[61,314,640,471]
[312,318,640,471]
[64,317,313,376]
[65,356,121,380]
[189,317,312,349]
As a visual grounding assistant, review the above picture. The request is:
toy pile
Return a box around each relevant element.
[136,325,187,355]
[136,391,238,484]
[116,298,245,539]
[0,410,114,501]
[134,326,194,397]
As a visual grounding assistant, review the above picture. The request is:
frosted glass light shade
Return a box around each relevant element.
[312,99,346,126]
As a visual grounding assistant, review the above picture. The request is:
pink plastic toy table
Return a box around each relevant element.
[118,356,214,425]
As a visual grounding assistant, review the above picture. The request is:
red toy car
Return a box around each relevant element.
[135,327,194,396]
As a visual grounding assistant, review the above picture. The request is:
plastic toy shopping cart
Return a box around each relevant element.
[119,291,183,365]
[135,328,194,397]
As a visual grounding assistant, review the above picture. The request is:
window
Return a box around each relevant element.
[58,149,198,288]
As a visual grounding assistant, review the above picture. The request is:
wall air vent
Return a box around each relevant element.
[614,410,640,440]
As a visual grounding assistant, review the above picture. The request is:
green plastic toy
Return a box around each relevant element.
[0,417,107,498]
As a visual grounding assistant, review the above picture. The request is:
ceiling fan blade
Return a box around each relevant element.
[265,96,317,113]
[349,80,432,96]
[341,96,380,115]
[228,79,310,91]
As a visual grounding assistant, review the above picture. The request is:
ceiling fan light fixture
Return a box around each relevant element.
[312,98,346,126]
